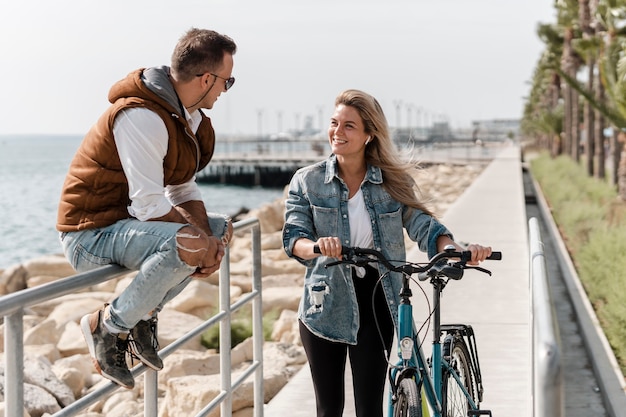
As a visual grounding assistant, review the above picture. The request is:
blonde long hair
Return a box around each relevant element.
[335,89,435,217]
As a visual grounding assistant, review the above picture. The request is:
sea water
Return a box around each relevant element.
[0,135,284,269]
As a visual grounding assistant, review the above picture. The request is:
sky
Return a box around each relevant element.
[0,0,556,137]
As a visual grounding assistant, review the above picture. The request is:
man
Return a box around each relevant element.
[56,28,237,389]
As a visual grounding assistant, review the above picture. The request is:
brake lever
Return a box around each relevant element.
[324,260,348,268]
[325,256,375,269]
[463,265,493,276]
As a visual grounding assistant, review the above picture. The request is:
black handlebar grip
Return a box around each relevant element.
[313,244,350,255]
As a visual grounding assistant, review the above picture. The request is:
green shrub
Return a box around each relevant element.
[530,152,626,375]
[200,306,281,351]
[201,319,252,351]
[578,225,626,369]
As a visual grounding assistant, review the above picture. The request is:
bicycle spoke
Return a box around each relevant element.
[442,338,476,417]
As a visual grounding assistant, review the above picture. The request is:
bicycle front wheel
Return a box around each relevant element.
[441,337,476,417]
[393,377,421,417]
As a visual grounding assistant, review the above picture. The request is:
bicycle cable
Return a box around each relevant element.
[371,271,435,367]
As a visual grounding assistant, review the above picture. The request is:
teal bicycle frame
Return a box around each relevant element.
[387,274,481,417]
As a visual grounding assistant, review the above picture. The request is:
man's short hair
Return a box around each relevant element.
[171,28,237,82]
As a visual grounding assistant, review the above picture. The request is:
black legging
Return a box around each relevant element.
[299,266,395,417]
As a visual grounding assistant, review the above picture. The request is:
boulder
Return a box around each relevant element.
[0,263,28,295]
[23,355,75,407]
[22,255,76,280]
[153,310,206,351]
[271,309,300,344]
[261,286,302,314]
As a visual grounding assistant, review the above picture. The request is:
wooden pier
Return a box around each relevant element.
[198,152,326,187]
[197,138,327,187]
[197,139,506,187]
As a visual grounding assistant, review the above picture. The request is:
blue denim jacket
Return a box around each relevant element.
[282,155,453,344]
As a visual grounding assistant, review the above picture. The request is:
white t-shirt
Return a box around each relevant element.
[348,188,374,248]
[112,107,204,221]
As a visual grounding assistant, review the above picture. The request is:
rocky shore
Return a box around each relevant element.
[0,163,484,417]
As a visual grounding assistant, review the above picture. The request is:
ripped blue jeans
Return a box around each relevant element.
[60,215,229,332]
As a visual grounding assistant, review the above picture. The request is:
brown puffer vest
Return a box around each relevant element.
[57,68,215,232]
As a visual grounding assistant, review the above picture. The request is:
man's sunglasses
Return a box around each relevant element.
[196,72,235,91]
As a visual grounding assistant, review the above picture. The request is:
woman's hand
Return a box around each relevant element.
[437,235,491,265]
[465,243,492,265]
[315,236,343,259]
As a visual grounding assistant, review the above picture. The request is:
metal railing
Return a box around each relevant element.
[1,217,264,417]
[529,217,564,417]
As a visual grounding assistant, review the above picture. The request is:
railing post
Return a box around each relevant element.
[219,246,233,417]
[144,369,158,417]
[5,309,25,417]
[252,223,264,417]
[529,217,564,417]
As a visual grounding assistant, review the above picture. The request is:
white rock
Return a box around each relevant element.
[233,407,254,417]
[154,310,206,351]
[165,279,219,313]
[261,287,301,314]
[47,296,112,326]
[23,382,61,417]
[271,310,300,344]
[24,319,59,346]
[57,321,89,356]
[22,254,76,280]
[23,355,75,407]
[24,344,61,365]
[0,263,28,295]
[52,354,95,391]
[30,292,113,318]
[260,232,283,250]
[101,390,139,415]
[0,403,31,417]
[261,258,305,276]
[262,273,302,289]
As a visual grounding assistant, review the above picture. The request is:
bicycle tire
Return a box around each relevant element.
[441,336,476,417]
[393,377,421,417]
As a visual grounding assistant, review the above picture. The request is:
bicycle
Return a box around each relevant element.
[315,244,501,417]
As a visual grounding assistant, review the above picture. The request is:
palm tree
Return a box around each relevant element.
[527,23,567,154]
[522,50,564,155]
[557,0,584,159]
[578,0,597,175]
[596,0,626,190]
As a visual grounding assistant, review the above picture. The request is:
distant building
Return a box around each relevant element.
[392,118,517,145]
[393,121,455,145]
[471,119,520,141]
[429,121,454,142]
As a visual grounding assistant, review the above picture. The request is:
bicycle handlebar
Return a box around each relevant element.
[313,244,502,278]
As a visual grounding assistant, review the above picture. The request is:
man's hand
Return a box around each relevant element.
[151,201,232,279]
[191,236,225,278]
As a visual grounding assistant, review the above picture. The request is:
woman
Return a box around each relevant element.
[282,89,492,417]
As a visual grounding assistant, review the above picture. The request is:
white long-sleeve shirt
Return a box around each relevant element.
[112,107,204,221]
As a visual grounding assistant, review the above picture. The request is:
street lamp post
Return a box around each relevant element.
[406,104,413,131]
[256,109,264,138]
[393,99,403,130]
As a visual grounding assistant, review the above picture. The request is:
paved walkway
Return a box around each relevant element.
[265,145,530,416]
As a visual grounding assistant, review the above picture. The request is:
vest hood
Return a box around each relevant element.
[108,66,182,117]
